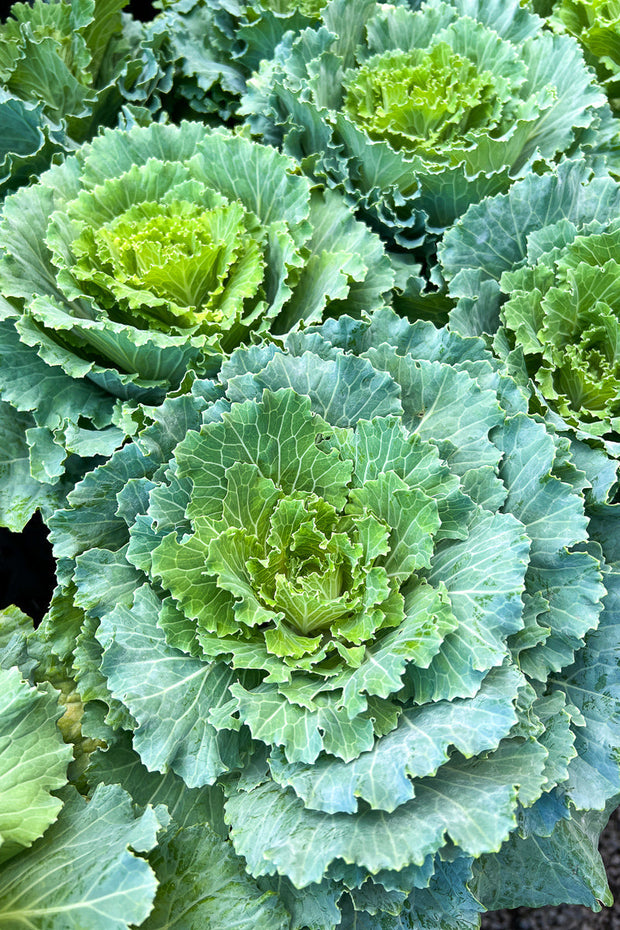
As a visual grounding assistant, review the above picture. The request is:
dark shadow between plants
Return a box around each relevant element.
[0,513,56,625]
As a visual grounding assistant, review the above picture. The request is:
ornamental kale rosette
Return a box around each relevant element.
[39,308,620,928]
[0,118,392,531]
[240,0,614,259]
[0,0,170,197]
[440,158,620,467]
[150,0,327,122]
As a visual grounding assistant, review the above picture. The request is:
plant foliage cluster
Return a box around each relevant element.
[0,1,620,928]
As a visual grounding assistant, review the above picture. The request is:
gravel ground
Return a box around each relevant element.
[481,807,620,930]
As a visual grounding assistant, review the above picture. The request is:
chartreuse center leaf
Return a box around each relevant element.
[244,495,367,638]
[69,196,265,333]
[347,473,440,581]
[220,461,283,537]
[177,389,354,522]
[343,43,501,156]
[330,412,472,541]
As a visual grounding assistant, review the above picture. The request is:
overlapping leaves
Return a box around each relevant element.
[240,0,613,258]
[0,607,170,930]
[147,387,476,765]
[0,0,170,197]
[534,0,620,113]
[149,0,328,121]
[1,0,620,926]
[441,158,620,464]
[39,308,618,928]
[0,117,391,530]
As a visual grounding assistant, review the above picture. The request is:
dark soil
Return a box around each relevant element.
[482,806,620,930]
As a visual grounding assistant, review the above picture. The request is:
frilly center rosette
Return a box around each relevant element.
[64,171,267,339]
[501,219,620,439]
[0,119,393,392]
[240,0,609,243]
[342,42,508,158]
[147,388,474,764]
[35,125,313,365]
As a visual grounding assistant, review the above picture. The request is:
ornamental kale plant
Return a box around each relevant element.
[0,118,391,532]
[150,0,328,121]
[0,0,170,197]
[240,0,616,260]
[440,158,620,465]
[23,308,617,928]
[1,0,620,926]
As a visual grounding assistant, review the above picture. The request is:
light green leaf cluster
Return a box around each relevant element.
[0,784,167,929]
[537,0,620,112]
[40,307,618,927]
[0,118,392,530]
[148,0,328,121]
[0,611,169,930]
[239,0,615,257]
[0,0,171,196]
[0,664,71,865]
[440,158,620,465]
